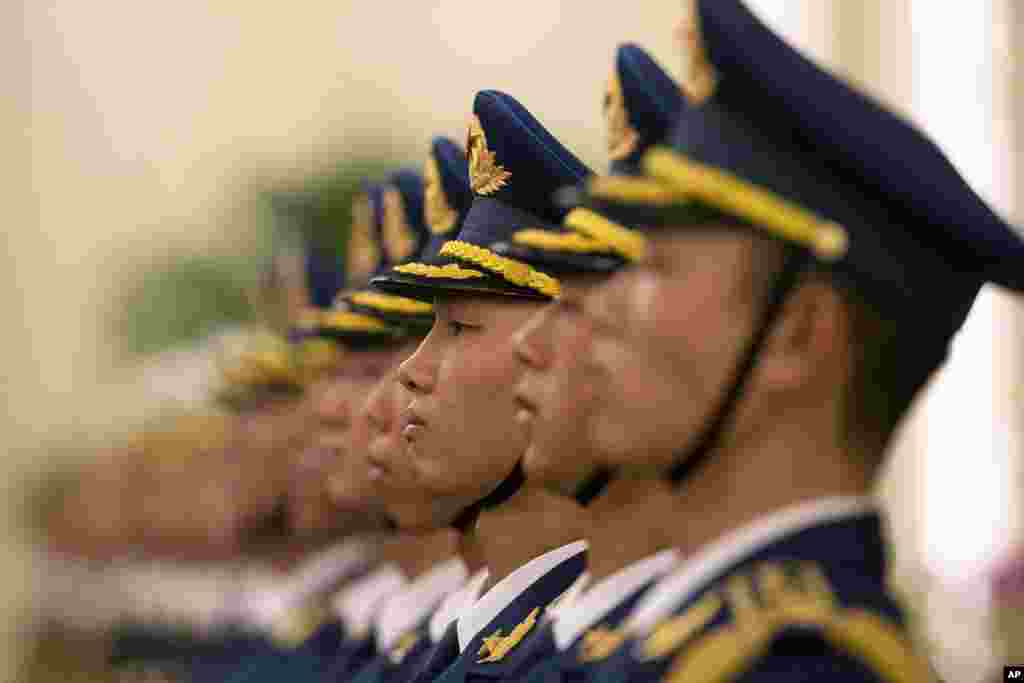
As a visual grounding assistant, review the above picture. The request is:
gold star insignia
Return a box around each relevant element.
[476,607,542,663]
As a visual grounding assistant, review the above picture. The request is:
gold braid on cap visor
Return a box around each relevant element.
[561,207,647,263]
[440,240,560,298]
[586,147,849,262]
[393,261,487,281]
[511,227,619,255]
[320,310,393,333]
[349,291,434,316]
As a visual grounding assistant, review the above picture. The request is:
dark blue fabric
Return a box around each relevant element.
[431,549,587,683]
[655,0,1024,365]
[411,623,461,683]
[517,575,659,683]
[577,513,915,683]
[612,44,684,174]
[384,168,431,266]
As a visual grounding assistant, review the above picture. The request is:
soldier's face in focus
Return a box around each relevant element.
[513,277,609,496]
[396,295,544,528]
[581,229,758,470]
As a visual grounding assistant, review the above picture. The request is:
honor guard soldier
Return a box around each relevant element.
[507,43,686,683]
[369,90,600,683]
[328,137,481,683]
[558,0,1024,680]
[223,170,435,683]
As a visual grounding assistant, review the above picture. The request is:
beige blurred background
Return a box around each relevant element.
[4,1,1024,681]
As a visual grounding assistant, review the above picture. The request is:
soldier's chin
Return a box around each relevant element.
[522,444,578,498]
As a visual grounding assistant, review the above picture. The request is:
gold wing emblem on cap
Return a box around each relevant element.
[605,69,640,162]
[676,0,718,105]
[382,187,417,264]
[467,114,511,196]
[424,154,459,235]
[476,607,541,663]
[348,193,381,286]
[663,563,936,683]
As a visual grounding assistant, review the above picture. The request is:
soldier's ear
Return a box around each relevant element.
[754,279,848,394]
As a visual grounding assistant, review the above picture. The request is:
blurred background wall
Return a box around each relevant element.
[5,1,1024,681]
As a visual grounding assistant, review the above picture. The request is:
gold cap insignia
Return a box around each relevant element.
[605,69,640,162]
[348,193,381,286]
[676,0,718,104]
[577,627,627,663]
[467,114,512,196]
[424,153,459,235]
[476,607,541,663]
[382,187,418,264]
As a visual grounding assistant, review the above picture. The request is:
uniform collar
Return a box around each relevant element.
[553,548,678,650]
[457,540,587,652]
[374,557,468,653]
[242,539,372,631]
[625,496,875,636]
[332,563,407,639]
[429,568,489,643]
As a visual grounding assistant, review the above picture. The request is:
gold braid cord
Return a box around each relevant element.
[663,563,936,683]
[440,240,560,298]
[512,228,616,255]
[320,310,392,333]
[350,291,434,315]
[393,261,487,281]
[563,207,647,263]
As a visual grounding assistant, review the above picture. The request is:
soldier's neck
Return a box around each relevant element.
[468,486,589,589]
[584,477,678,583]
[380,529,458,579]
[666,418,872,560]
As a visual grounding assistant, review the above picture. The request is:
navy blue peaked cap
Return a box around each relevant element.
[373,91,594,301]
[378,168,431,268]
[581,0,1024,373]
[609,43,684,174]
[421,136,474,261]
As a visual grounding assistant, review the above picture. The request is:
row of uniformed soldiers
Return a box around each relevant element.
[50,0,1024,681]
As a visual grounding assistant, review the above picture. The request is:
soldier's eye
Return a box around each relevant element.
[448,320,468,337]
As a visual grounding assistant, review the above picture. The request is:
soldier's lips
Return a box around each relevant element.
[513,389,538,426]
[400,408,426,442]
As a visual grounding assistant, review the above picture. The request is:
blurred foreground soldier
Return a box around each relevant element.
[505,43,684,683]
[557,0,1024,680]
[370,91,596,682]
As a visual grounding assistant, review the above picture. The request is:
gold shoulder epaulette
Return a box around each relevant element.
[662,563,935,683]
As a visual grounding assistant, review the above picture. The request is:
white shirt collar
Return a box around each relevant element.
[625,496,875,636]
[429,568,489,643]
[333,564,407,639]
[374,557,468,653]
[241,539,372,632]
[457,540,587,652]
[553,549,678,650]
